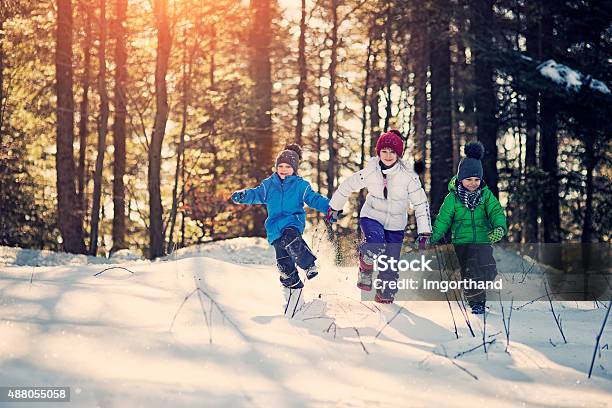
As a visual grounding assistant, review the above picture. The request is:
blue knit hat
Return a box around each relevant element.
[457,141,484,181]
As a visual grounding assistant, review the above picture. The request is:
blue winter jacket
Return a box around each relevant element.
[240,173,330,244]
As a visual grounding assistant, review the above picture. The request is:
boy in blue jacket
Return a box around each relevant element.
[231,144,331,289]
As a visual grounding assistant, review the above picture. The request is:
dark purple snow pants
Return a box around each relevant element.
[359,217,405,298]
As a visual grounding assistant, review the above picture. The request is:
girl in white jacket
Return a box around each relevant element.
[328,130,432,303]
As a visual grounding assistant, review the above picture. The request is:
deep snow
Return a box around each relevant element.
[0,236,610,407]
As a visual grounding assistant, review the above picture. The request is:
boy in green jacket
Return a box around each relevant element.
[430,141,507,314]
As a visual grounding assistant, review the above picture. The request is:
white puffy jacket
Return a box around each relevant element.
[329,157,432,233]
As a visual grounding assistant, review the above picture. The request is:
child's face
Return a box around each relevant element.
[276,163,294,179]
[379,148,398,167]
[461,177,481,192]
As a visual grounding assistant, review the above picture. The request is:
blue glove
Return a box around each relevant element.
[231,190,246,204]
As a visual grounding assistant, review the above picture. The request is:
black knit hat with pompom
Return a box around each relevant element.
[275,144,302,174]
[457,141,484,181]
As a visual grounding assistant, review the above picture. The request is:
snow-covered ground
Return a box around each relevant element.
[1,238,610,407]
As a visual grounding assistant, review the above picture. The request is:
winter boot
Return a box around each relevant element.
[305,264,319,280]
[374,289,394,304]
[280,272,304,289]
[357,252,374,291]
[357,269,373,291]
[469,300,486,315]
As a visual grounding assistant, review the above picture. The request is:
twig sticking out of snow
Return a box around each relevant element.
[517,246,537,284]
[433,346,479,380]
[93,266,135,276]
[374,308,401,339]
[302,316,334,322]
[448,358,478,380]
[499,297,514,353]
[435,247,459,339]
[194,280,248,340]
[353,327,370,355]
[325,322,337,339]
[168,281,248,343]
[443,246,476,336]
[482,307,488,355]
[194,278,213,344]
[588,299,612,378]
[169,288,199,333]
[454,339,497,359]
[435,246,475,337]
[513,291,586,311]
[545,282,568,344]
[488,331,502,338]
[335,300,370,355]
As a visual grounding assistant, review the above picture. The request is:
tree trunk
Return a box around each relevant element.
[295,0,307,145]
[148,0,171,259]
[111,0,128,253]
[360,36,373,172]
[450,18,464,172]
[180,144,186,248]
[524,6,539,243]
[539,12,560,243]
[55,0,87,254]
[250,0,274,171]
[357,34,374,238]
[471,0,499,197]
[326,0,338,198]
[582,143,595,243]
[0,18,5,135]
[411,4,428,165]
[249,0,273,235]
[316,58,324,192]
[429,1,453,215]
[167,30,191,254]
[369,77,381,157]
[383,2,392,132]
[77,1,91,215]
[89,0,109,256]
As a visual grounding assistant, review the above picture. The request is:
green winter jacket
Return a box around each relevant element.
[430,176,507,244]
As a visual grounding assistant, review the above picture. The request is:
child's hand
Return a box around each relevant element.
[325,208,342,223]
[488,226,505,243]
[231,190,246,204]
[415,233,431,250]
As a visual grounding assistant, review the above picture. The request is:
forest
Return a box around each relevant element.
[0,0,610,259]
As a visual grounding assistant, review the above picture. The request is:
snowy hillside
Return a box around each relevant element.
[0,238,610,407]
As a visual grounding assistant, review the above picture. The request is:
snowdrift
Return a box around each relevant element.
[0,238,610,407]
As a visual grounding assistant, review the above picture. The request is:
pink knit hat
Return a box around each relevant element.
[376,130,404,157]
